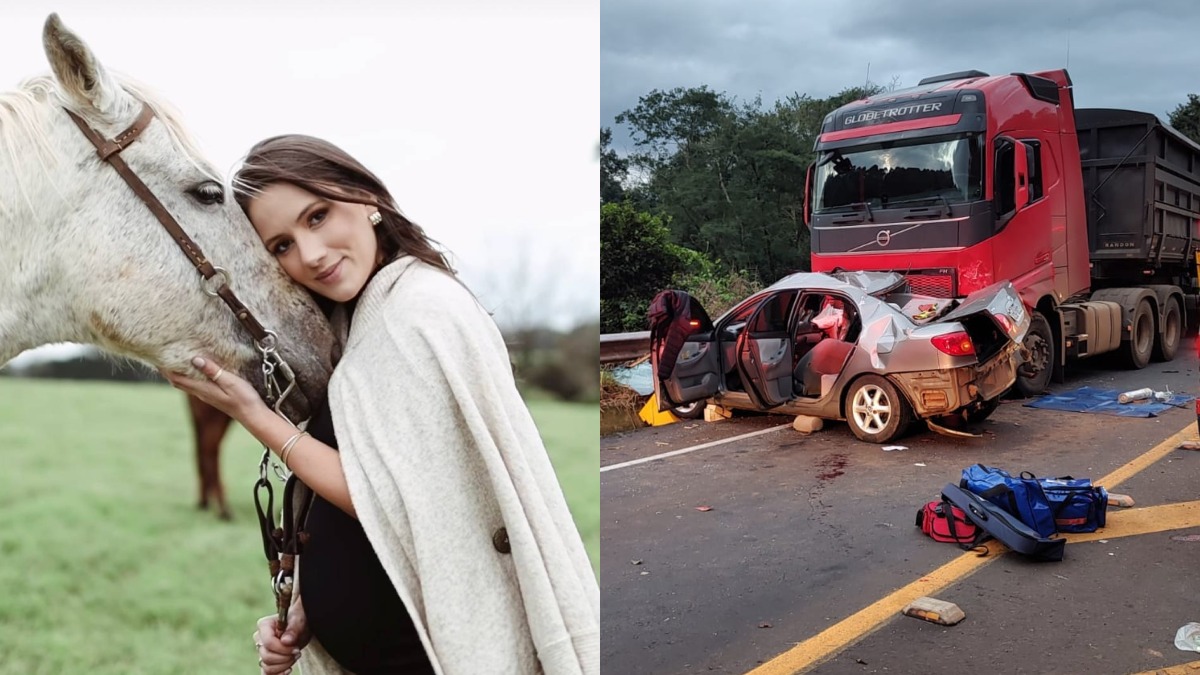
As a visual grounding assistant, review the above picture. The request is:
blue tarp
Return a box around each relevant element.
[1024,385,1194,417]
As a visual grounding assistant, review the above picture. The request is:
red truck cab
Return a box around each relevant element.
[807,69,1198,395]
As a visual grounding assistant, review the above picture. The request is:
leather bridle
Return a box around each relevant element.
[65,101,310,626]
[63,101,298,414]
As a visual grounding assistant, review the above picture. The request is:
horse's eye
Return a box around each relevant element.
[189,182,224,206]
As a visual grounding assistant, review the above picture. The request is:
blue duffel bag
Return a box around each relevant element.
[1038,476,1108,533]
[961,465,1057,538]
[960,465,1108,537]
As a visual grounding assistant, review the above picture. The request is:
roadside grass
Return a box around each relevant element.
[0,377,596,674]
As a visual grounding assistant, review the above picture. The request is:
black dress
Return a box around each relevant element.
[299,395,435,674]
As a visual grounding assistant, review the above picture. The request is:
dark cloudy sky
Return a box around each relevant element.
[602,0,1200,152]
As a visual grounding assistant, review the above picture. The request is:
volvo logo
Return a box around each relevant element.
[876,230,892,247]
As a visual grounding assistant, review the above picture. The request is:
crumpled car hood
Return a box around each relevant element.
[856,280,1029,371]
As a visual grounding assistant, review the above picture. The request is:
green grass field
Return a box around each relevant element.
[0,378,597,674]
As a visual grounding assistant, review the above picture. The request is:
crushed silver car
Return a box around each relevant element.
[649,271,1030,443]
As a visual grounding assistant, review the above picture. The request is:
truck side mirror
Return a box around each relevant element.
[804,161,815,228]
[1014,141,1030,210]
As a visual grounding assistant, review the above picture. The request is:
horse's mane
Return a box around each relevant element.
[0,72,221,215]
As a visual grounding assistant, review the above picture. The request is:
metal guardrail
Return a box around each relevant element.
[600,331,650,365]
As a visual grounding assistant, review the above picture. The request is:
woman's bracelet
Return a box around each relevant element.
[279,431,310,469]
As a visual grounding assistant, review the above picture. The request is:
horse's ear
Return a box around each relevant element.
[42,13,123,116]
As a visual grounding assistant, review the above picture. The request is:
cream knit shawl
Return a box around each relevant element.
[296,256,599,675]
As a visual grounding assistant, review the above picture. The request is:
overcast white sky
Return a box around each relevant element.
[4,0,598,365]
[604,0,1200,151]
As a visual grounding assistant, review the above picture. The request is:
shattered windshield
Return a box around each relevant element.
[813,134,984,215]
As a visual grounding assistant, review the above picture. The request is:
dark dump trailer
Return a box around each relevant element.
[1075,108,1200,329]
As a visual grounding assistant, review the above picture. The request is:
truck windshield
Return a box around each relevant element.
[813,134,984,216]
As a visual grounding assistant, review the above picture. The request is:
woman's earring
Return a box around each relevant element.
[369,211,383,226]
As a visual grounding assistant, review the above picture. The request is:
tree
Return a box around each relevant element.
[616,86,734,170]
[610,83,886,283]
[600,127,628,204]
[1169,93,1200,146]
[600,202,688,332]
[484,241,564,376]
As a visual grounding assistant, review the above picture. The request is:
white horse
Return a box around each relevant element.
[0,15,334,419]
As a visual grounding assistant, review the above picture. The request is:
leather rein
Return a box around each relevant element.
[64,101,312,627]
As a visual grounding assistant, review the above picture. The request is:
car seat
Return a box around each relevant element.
[793,339,855,397]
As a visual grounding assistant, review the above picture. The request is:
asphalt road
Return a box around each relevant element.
[601,346,1200,675]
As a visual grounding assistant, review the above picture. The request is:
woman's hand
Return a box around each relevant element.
[254,597,311,675]
[160,356,267,423]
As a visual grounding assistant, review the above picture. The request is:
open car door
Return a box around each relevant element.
[735,291,797,409]
[649,290,719,412]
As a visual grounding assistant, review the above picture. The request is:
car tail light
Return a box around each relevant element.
[932,331,976,356]
[993,313,1015,335]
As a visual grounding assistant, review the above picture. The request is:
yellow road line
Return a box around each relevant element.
[1131,659,1200,674]
[1100,425,1200,490]
[1067,500,1200,544]
[746,422,1200,675]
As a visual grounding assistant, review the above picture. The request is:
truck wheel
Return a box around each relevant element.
[1152,296,1182,362]
[1122,300,1154,369]
[1015,313,1053,397]
[671,400,706,419]
[846,375,912,443]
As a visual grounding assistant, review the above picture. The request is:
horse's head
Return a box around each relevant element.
[0,15,334,419]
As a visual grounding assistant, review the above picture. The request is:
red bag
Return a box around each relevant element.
[916,500,979,544]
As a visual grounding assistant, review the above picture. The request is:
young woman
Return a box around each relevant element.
[163,135,598,675]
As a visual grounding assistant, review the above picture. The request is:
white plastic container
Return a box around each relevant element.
[1117,387,1154,404]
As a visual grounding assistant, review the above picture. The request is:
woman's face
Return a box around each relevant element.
[248,182,382,303]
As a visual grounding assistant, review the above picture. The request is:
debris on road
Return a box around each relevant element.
[927,418,983,438]
[901,597,965,626]
[792,414,824,434]
[1118,387,1155,404]
[1175,623,1200,651]
[1108,493,1136,507]
[758,622,772,629]
[882,445,907,452]
[631,560,643,565]
[914,462,927,467]
[1177,441,1200,451]
[1171,534,1200,542]
[704,404,733,422]
[695,505,713,512]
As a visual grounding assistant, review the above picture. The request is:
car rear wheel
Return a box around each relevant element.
[845,375,912,444]
[671,400,705,419]
[1152,296,1181,362]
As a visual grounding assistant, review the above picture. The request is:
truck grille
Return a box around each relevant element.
[905,273,956,297]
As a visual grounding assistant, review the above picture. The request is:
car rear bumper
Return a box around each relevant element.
[889,341,1022,418]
